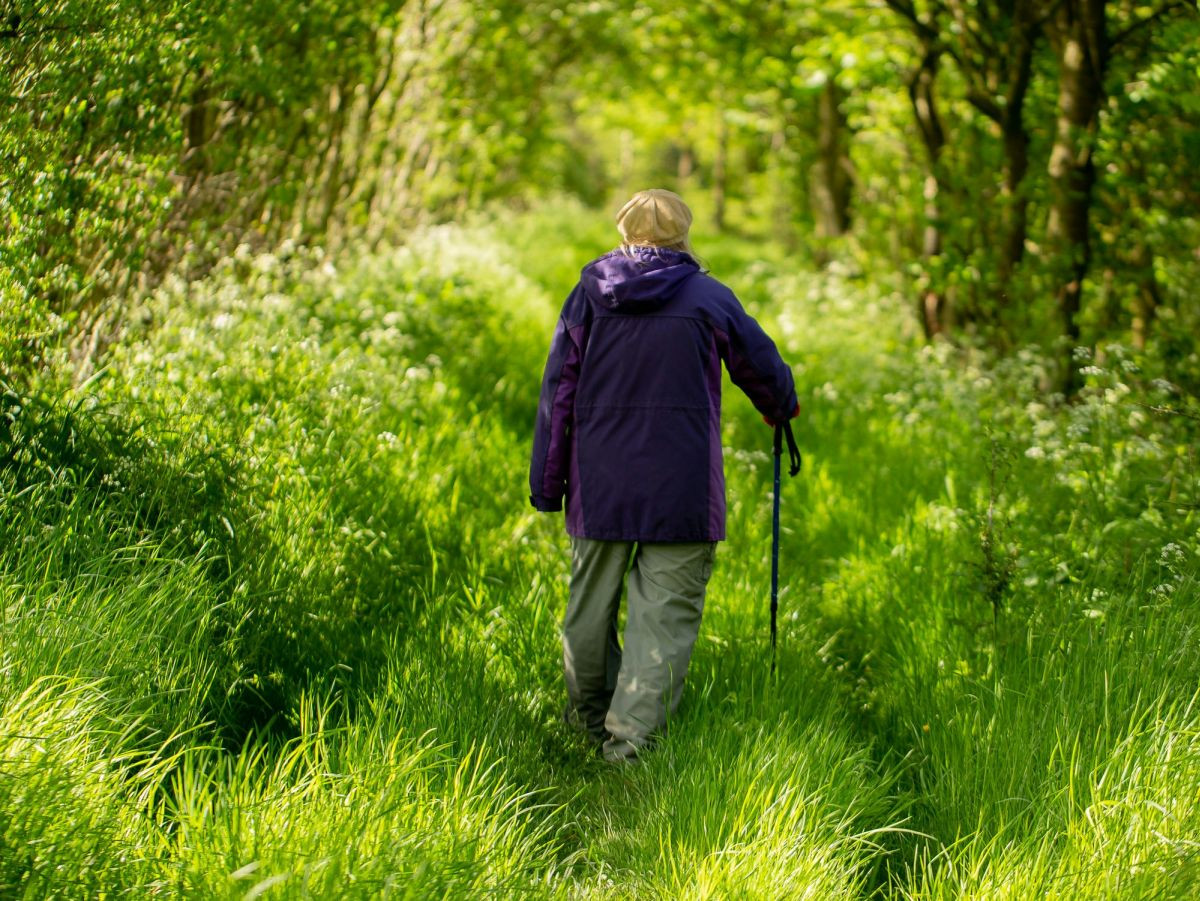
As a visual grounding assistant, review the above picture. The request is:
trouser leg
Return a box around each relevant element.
[563,536,630,740]
[604,541,715,760]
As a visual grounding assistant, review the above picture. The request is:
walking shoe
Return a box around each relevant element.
[600,738,642,764]
[562,703,609,747]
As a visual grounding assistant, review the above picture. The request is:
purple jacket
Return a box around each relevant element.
[529,247,797,542]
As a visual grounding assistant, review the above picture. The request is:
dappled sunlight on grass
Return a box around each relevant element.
[2,204,1197,897]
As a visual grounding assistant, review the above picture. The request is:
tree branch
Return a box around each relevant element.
[883,0,940,43]
[0,21,105,39]
[1033,0,1069,30]
[1111,0,1198,47]
[965,89,1003,123]
[1003,3,1037,123]
[945,0,997,58]
[1133,401,1200,422]
[883,0,968,75]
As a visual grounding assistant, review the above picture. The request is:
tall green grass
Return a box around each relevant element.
[1,201,1197,897]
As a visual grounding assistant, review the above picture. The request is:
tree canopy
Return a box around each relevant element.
[2,0,1198,388]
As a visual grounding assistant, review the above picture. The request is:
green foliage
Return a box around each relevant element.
[5,0,1200,891]
[4,1,1199,391]
[0,0,626,386]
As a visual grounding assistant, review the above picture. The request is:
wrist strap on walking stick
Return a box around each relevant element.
[775,420,801,476]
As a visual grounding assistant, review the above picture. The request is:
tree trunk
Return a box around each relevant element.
[1130,244,1161,350]
[1127,216,1161,351]
[998,121,1030,283]
[1123,158,1161,349]
[324,31,395,247]
[1046,0,1108,388]
[315,82,350,236]
[677,142,695,185]
[811,75,853,265]
[770,128,799,253]
[183,73,211,175]
[713,109,728,231]
[619,127,634,201]
[997,23,1036,289]
[909,44,948,339]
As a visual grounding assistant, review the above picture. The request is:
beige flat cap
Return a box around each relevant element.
[616,189,693,247]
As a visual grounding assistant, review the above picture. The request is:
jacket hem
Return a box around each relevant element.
[566,526,724,543]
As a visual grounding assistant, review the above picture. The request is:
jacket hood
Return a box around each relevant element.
[580,247,700,312]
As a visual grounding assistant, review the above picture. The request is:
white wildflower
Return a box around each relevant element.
[253,253,279,273]
[1159,542,1186,567]
[922,503,960,532]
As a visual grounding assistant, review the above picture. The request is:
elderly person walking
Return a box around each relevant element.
[529,189,798,763]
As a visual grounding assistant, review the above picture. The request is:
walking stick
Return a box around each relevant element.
[771,420,802,674]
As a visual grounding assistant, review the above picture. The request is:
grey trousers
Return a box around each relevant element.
[563,536,716,761]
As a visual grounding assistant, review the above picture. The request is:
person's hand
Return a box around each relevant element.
[762,402,801,427]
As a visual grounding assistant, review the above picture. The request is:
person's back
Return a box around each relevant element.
[536,246,796,541]
[529,189,798,762]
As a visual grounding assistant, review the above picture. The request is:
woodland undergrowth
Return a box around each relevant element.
[2,203,1198,898]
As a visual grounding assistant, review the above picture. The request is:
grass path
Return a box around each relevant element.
[2,204,1198,897]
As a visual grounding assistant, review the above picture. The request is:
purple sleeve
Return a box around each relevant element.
[713,298,797,423]
[530,310,583,512]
